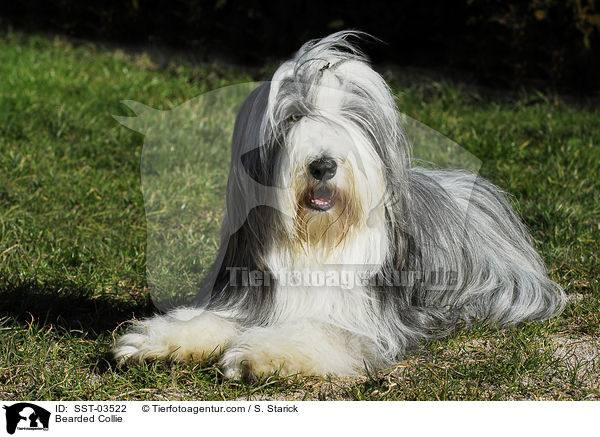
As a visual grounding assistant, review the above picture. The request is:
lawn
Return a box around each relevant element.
[0,31,599,400]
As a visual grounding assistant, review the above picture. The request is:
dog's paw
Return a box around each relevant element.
[220,334,330,381]
[219,323,364,381]
[112,310,240,364]
[112,318,173,363]
[220,346,293,382]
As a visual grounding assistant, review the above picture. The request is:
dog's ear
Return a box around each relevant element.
[230,81,273,189]
[223,82,284,237]
[230,82,270,164]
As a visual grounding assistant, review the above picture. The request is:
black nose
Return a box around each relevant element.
[308,158,337,181]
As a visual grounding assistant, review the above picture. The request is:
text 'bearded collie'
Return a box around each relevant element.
[113,31,565,380]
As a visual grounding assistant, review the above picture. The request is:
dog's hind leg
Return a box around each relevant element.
[112,307,241,363]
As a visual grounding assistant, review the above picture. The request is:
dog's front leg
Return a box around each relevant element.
[112,307,241,363]
[220,320,366,380]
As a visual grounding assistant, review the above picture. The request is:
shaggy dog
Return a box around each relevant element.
[113,31,565,380]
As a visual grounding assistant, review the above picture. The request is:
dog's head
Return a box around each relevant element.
[227,32,409,262]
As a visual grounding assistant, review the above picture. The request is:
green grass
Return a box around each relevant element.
[1,31,599,400]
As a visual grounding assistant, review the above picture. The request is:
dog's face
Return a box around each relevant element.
[266,55,401,261]
[279,107,386,255]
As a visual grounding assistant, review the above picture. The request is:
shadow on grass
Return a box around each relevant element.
[0,278,153,339]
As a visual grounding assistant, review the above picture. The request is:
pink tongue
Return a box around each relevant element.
[307,188,333,210]
[311,198,330,206]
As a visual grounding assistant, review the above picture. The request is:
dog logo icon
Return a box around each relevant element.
[3,403,50,435]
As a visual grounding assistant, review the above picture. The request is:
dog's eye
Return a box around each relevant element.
[289,114,301,123]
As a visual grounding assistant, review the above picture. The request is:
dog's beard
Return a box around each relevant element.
[289,163,363,254]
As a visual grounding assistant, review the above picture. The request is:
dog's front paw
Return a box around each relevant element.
[113,317,174,363]
[112,310,240,364]
[220,323,364,380]
[220,346,293,382]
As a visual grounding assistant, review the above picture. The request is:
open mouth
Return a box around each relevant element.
[305,186,335,211]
